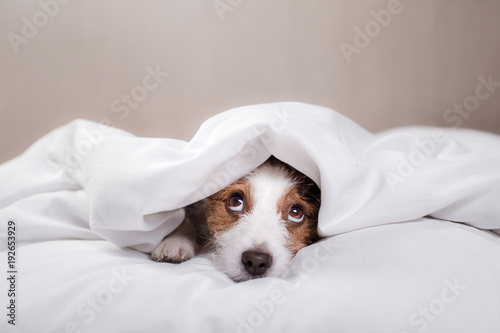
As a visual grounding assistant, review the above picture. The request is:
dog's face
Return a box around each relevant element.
[205,157,321,282]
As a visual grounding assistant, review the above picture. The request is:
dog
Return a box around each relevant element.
[151,156,321,282]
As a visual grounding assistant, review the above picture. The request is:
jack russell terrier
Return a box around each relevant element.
[151,156,321,282]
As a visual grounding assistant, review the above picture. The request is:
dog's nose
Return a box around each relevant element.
[242,250,272,276]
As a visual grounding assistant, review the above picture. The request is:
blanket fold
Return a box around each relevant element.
[1,102,499,252]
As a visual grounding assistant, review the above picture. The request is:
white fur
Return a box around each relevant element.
[152,160,314,282]
[151,233,197,263]
[212,163,295,282]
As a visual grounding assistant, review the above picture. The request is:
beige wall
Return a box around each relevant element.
[1,0,499,163]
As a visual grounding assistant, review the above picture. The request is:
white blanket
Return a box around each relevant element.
[1,102,500,332]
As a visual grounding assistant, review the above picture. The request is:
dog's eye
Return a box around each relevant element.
[288,205,304,223]
[227,194,244,212]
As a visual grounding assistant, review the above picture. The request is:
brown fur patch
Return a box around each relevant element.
[205,156,320,256]
[205,178,254,235]
[272,159,321,255]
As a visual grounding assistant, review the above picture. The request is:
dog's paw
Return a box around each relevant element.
[151,237,198,264]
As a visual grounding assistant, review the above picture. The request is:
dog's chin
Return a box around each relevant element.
[221,264,283,283]
[212,251,292,283]
[224,270,263,283]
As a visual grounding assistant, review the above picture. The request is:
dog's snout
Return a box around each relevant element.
[242,250,272,276]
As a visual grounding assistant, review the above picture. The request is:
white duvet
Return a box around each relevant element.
[1,102,500,333]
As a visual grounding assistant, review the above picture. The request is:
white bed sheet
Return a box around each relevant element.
[1,102,500,332]
[2,219,500,333]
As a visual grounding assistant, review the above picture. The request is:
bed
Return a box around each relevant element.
[1,102,500,333]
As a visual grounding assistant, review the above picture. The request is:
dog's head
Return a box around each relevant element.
[205,157,321,282]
